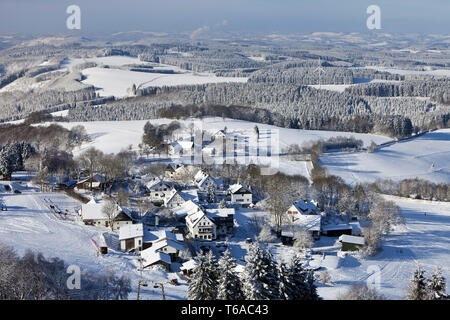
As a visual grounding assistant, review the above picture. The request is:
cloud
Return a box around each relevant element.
[189,25,210,40]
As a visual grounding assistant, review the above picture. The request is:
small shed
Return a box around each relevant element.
[180,259,197,276]
[281,230,294,245]
[339,235,366,251]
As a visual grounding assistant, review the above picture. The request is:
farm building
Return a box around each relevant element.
[76,174,106,191]
[180,259,197,277]
[339,235,366,251]
[79,198,133,231]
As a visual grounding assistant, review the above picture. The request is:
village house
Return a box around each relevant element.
[75,174,106,191]
[194,170,219,190]
[79,198,133,232]
[228,184,252,206]
[283,199,322,240]
[119,223,144,252]
[339,234,366,251]
[164,163,187,179]
[180,259,197,277]
[145,177,172,202]
[140,249,171,270]
[205,208,235,238]
[286,199,320,216]
[186,209,216,241]
[171,200,204,220]
[163,188,188,209]
[151,239,185,262]
[168,140,194,157]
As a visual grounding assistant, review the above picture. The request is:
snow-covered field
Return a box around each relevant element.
[321,129,450,184]
[0,186,188,300]
[52,117,391,177]
[60,56,247,98]
[317,196,450,299]
[364,66,450,77]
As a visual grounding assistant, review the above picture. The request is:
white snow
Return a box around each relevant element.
[321,129,450,184]
[365,66,450,77]
[50,117,391,178]
[59,56,247,98]
[0,188,188,300]
[317,196,450,300]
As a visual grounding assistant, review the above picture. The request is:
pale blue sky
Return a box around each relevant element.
[0,0,449,35]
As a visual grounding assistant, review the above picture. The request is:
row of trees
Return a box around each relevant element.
[0,242,131,300]
[373,178,449,202]
[188,244,320,300]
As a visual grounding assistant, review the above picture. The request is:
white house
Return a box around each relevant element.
[146,177,172,202]
[79,198,133,232]
[286,199,320,216]
[163,188,188,209]
[205,208,235,237]
[228,184,252,206]
[168,140,194,157]
[194,170,218,190]
[151,239,185,261]
[283,199,322,239]
[186,209,216,241]
[119,223,144,252]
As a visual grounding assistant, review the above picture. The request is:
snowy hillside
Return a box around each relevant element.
[321,129,450,184]
[317,196,450,299]
[0,188,188,300]
[51,117,391,177]
[59,56,247,98]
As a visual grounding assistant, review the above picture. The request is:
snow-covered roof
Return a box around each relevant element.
[171,200,202,218]
[194,169,208,182]
[186,210,207,226]
[152,239,185,252]
[180,259,197,271]
[78,174,105,184]
[145,176,164,189]
[290,214,321,231]
[339,235,365,245]
[119,223,143,241]
[171,140,193,150]
[145,229,178,243]
[141,248,171,268]
[206,208,235,219]
[228,183,251,194]
[290,200,319,215]
[80,198,131,221]
[281,230,294,238]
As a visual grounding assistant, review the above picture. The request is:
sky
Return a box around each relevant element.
[0,0,449,36]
